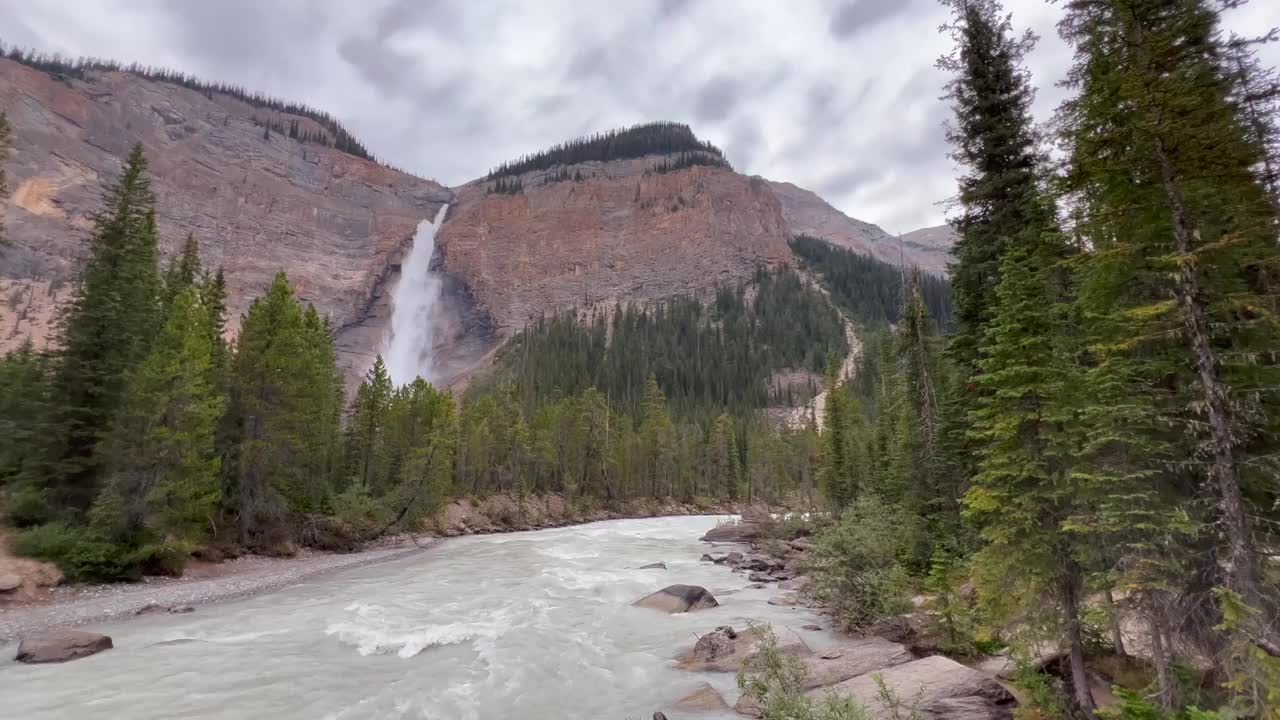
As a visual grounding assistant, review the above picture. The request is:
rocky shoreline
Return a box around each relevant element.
[660,517,1018,720]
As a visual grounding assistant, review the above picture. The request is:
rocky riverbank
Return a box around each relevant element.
[663,516,1018,720]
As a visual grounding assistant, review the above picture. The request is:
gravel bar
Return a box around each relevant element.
[0,540,436,644]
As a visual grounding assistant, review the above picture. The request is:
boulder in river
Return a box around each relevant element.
[678,625,811,673]
[16,629,113,664]
[0,573,21,592]
[633,584,719,613]
[638,562,667,570]
[804,655,1016,719]
[789,536,814,552]
[700,522,763,543]
[671,682,730,712]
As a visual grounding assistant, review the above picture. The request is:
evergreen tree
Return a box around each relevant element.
[97,287,224,546]
[938,0,1051,378]
[963,229,1097,715]
[345,356,393,490]
[707,413,740,500]
[162,234,202,306]
[0,342,50,489]
[229,272,317,548]
[1058,0,1280,679]
[43,144,162,511]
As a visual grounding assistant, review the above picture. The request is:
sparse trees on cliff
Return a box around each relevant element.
[0,111,11,246]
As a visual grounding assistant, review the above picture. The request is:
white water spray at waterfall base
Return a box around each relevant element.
[385,204,449,385]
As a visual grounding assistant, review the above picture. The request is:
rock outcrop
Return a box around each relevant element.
[701,522,763,543]
[0,58,456,382]
[436,159,794,337]
[633,584,719,613]
[678,625,811,673]
[16,629,113,663]
[806,656,1016,720]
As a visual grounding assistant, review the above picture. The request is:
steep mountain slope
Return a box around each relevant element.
[899,223,958,262]
[437,156,793,335]
[0,57,454,379]
[767,181,950,274]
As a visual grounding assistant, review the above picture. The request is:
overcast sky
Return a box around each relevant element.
[3,0,1278,233]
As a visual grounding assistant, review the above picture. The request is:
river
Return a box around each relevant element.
[1,516,830,719]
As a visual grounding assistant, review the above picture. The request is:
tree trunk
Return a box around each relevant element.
[1153,139,1263,607]
[1060,564,1098,717]
[1148,592,1178,711]
[1103,588,1127,657]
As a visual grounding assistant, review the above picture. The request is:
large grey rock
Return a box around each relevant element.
[633,584,719,613]
[800,637,915,689]
[789,536,814,552]
[0,573,21,592]
[638,562,667,570]
[16,630,113,663]
[806,655,1016,719]
[678,625,811,673]
[701,522,763,543]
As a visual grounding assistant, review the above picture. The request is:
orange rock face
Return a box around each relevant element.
[437,158,795,336]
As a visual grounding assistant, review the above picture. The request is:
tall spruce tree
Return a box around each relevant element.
[1059,0,1280,709]
[161,234,202,306]
[345,356,393,490]
[938,0,1051,378]
[97,287,224,546]
[964,228,1097,715]
[230,272,319,548]
[0,342,50,489]
[44,144,162,511]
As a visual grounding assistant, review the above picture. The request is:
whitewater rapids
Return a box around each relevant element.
[0,516,831,719]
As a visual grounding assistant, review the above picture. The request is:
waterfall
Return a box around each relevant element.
[384,204,449,386]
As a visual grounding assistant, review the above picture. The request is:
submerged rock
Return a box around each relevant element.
[638,562,667,570]
[672,682,730,712]
[16,630,113,664]
[633,584,719,613]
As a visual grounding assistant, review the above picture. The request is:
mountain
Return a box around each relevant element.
[900,224,958,260]
[0,56,454,380]
[0,57,952,386]
[767,181,950,274]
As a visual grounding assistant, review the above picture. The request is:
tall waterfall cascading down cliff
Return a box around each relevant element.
[385,204,450,385]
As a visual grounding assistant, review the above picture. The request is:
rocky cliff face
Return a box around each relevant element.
[437,158,795,335]
[768,180,950,274]
[0,58,453,379]
[0,58,952,386]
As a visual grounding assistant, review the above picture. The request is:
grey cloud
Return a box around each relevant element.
[830,0,915,38]
[726,123,764,171]
[816,166,879,197]
[657,0,691,18]
[694,76,738,123]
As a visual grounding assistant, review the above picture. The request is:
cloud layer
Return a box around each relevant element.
[2,0,1277,233]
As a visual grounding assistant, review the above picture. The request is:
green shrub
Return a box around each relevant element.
[3,485,54,528]
[805,495,914,630]
[12,523,141,582]
[737,625,870,720]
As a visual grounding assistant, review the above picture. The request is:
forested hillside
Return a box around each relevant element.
[486,121,726,179]
[488,267,847,419]
[789,234,953,328]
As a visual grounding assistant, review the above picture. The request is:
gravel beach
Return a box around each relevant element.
[0,539,436,644]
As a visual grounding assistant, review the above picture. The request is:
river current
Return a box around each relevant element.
[1,516,829,719]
